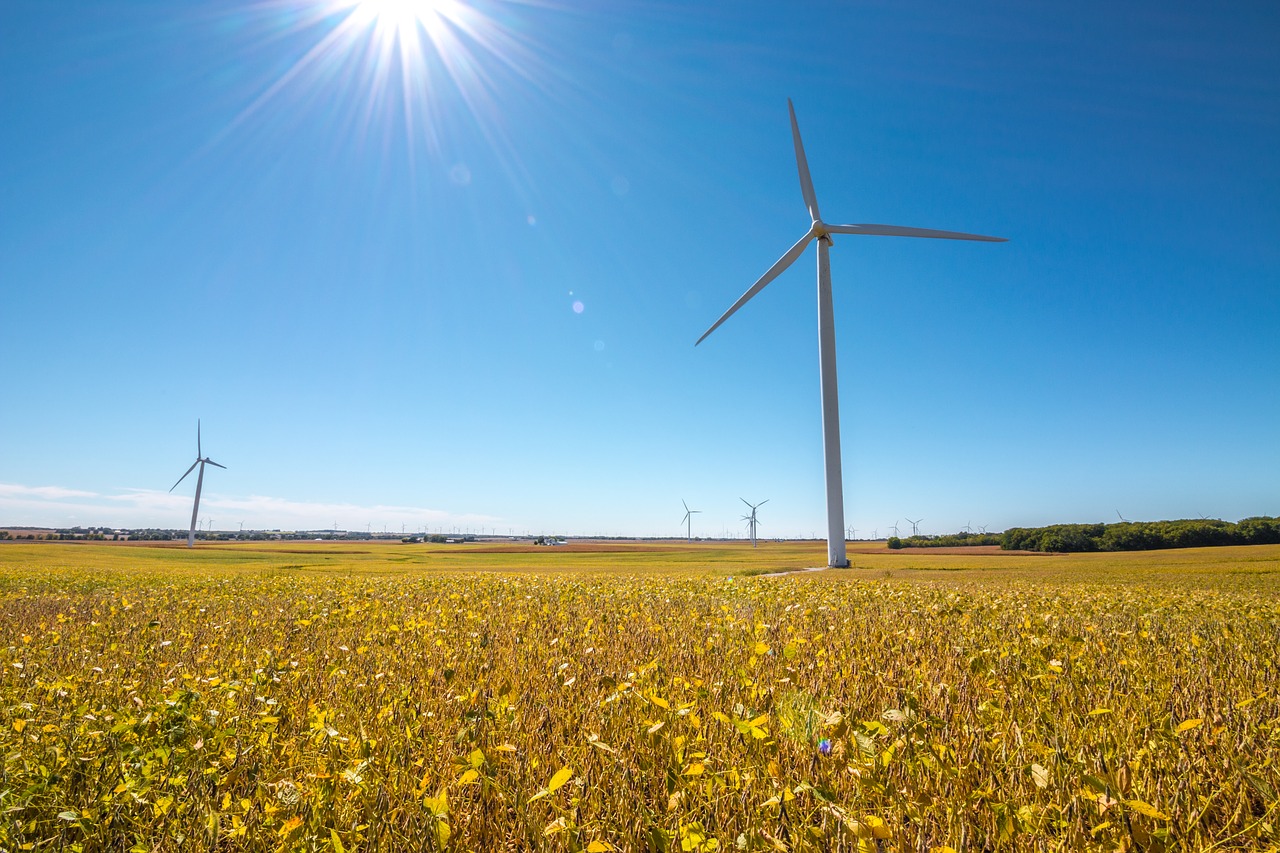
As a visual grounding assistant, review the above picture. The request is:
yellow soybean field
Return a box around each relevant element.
[1,542,1278,851]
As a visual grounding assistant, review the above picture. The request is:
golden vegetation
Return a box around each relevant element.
[1,541,1278,851]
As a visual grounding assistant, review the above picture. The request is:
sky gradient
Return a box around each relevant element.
[2,0,1277,538]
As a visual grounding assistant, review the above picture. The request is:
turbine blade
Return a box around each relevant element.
[741,498,751,509]
[197,419,202,458]
[205,459,227,470]
[683,499,690,513]
[697,232,813,345]
[758,499,769,507]
[825,223,1006,242]
[788,98,820,223]
[170,460,199,492]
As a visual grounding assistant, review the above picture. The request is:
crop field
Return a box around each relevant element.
[1,540,1278,851]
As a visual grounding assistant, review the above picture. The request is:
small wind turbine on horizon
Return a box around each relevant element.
[907,517,923,536]
[170,419,225,549]
[741,498,767,548]
[681,500,702,541]
[696,99,1005,568]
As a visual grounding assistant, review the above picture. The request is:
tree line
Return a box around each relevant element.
[887,531,1003,549]
[1000,517,1280,553]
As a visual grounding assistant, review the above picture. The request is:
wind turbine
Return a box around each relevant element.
[890,520,901,537]
[170,420,225,549]
[681,500,702,541]
[696,100,1005,567]
[907,517,923,536]
[741,498,767,548]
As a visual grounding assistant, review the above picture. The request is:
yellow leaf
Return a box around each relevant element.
[684,762,705,776]
[547,765,574,793]
[1126,800,1170,820]
[586,842,615,852]
[424,788,448,817]
[330,829,346,853]
[278,815,303,837]
[12,719,25,733]
[544,816,568,836]
[458,768,479,784]
[649,694,670,709]
[753,641,770,655]
[1175,718,1203,734]
[1087,708,1112,716]
[862,815,891,840]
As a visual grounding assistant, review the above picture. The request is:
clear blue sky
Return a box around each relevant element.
[2,0,1277,538]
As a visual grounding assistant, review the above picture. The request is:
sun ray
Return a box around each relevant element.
[210,0,561,187]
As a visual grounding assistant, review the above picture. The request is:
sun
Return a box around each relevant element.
[216,0,554,176]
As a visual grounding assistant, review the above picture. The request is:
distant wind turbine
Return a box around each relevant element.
[890,520,901,537]
[696,99,1004,568]
[170,420,225,549]
[741,498,768,548]
[906,517,923,536]
[681,500,702,541]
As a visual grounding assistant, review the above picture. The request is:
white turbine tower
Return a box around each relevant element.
[681,500,702,541]
[697,100,1005,567]
[169,420,226,548]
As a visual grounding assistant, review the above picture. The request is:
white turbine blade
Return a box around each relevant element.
[788,99,820,223]
[170,460,199,492]
[682,499,690,513]
[205,459,227,470]
[758,499,769,507]
[197,419,202,458]
[697,232,813,345]
[825,223,1006,242]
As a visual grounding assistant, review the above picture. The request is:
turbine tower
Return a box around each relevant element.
[681,500,702,541]
[741,498,767,548]
[696,100,1004,567]
[170,420,226,548]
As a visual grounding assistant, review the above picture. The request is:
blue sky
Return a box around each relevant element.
[2,0,1277,538]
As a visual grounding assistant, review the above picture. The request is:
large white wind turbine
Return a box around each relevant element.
[697,100,1005,567]
[169,420,226,548]
[681,500,702,541]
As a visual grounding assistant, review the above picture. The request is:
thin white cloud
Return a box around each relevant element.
[0,482,499,531]
[0,483,99,500]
